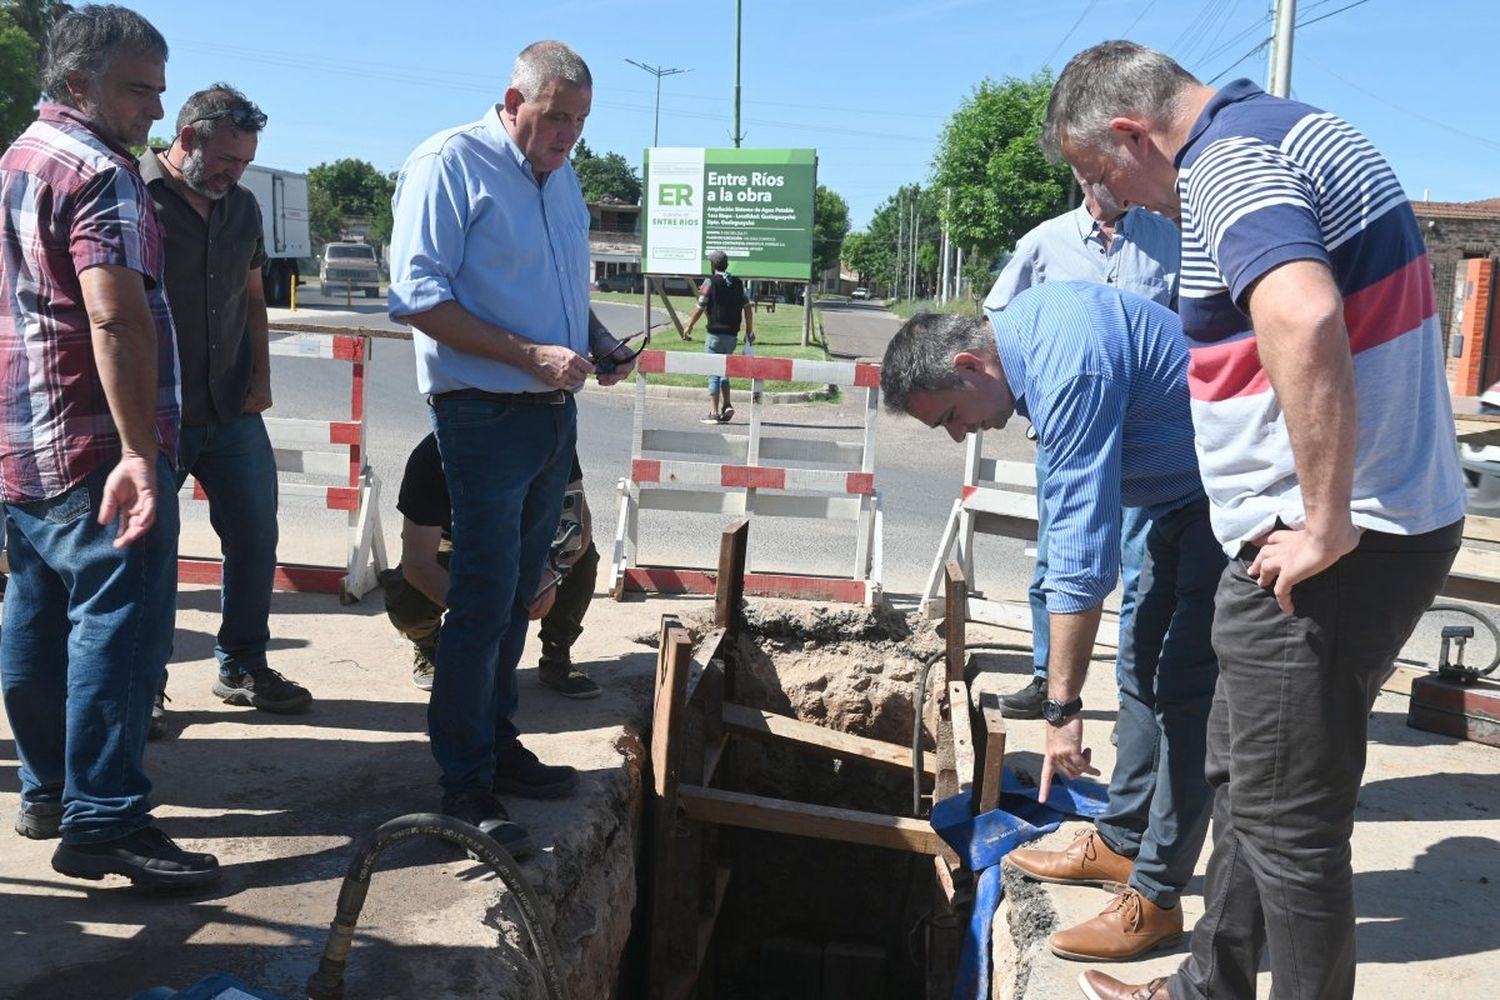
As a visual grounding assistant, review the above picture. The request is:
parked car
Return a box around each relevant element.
[319,242,381,298]
[850,287,870,300]
[594,271,644,293]
[1461,380,1500,516]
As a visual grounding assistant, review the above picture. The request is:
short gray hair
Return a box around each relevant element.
[510,40,591,100]
[880,312,995,414]
[175,83,265,143]
[708,249,729,272]
[1042,40,1197,162]
[41,5,168,108]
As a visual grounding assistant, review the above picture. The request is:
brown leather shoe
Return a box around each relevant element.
[1005,827,1134,886]
[1051,887,1183,962]
[1078,970,1169,1000]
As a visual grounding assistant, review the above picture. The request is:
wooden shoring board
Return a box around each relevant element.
[944,561,967,691]
[647,618,707,995]
[976,697,1008,816]
[722,702,937,780]
[677,785,947,855]
[948,682,977,810]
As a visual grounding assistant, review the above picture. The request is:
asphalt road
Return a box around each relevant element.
[189,288,1039,608]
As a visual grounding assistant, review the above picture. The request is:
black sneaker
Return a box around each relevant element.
[213,666,313,713]
[999,675,1048,720]
[493,741,579,799]
[51,825,220,888]
[148,687,170,741]
[441,789,533,858]
[412,649,436,692]
[538,658,601,699]
[14,802,62,840]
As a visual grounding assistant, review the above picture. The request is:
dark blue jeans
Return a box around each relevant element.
[1028,443,1150,678]
[428,394,576,794]
[1,454,179,844]
[1094,499,1223,908]
[705,331,737,397]
[175,413,279,675]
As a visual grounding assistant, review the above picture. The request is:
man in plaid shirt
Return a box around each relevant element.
[0,5,218,888]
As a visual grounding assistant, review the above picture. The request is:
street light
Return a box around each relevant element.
[625,59,691,147]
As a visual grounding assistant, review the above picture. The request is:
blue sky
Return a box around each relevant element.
[132,0,1497,229]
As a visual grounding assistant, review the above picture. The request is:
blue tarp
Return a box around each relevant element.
[929,769,1110,1000]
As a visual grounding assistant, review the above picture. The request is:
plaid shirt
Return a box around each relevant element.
[0,103,180,503]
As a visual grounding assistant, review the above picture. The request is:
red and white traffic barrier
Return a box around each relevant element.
[178,327,387,602]
[610,348,883,605]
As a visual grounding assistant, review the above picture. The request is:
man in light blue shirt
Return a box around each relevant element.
[388,40,636,855]
[882,282,1222,964]
[986,185,1179,722]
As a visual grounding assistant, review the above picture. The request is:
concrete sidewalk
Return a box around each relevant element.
[0,582,703,999]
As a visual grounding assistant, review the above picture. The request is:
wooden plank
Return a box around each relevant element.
[647,618,698,996]
[651,619,693,801]
[661,866,733,1000]
[715,519,749,634]
[1463,515,1500,545]
[684,627,727,708]
[676,785,947,855]
[722,702,936,779]
[704,733,730,785]
[944,560,966,688]
[948,682,976,811]
[977,700,1007,815]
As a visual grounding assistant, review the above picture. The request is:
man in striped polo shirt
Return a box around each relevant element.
[883,281,1224,963]
[1045,41,1464,1000]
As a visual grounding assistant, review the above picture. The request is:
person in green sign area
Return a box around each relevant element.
[682,249,754,424]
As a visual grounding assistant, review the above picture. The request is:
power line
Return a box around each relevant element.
[1193,7,1271,72]
[1296,0,1374,29]
[1206,38,1271,85]
[1319,69,1500,153]
[1044,0,1104,68]
[1119,0,1164,37]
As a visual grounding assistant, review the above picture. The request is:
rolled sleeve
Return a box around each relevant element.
[1034,374,1126,613]
[70,167,155,283]
[983,241,1040,313]
[388,149,468,319]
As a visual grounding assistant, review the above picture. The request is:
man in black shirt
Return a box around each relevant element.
[381,434,601,700]
[682,249,754,424]
[143,84,312,738]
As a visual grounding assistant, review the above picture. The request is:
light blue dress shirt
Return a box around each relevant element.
[388,106,592,394]
[987,282,1204,613]
[984,203,1179,312]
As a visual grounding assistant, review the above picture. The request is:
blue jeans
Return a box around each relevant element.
[1,454,179,844]
[705,331,737,397]
[1028,444,1149,678]
[428,394,576,794]
[1093,499,1223,907]
[175,413,279,675]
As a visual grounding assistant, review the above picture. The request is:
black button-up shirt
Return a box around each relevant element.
[140,150,267,426]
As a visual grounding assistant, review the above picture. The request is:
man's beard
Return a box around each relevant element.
[181,147,230,201]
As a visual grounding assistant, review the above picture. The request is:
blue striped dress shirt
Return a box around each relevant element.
[986,282,1205,613]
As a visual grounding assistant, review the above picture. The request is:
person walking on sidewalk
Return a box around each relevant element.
[142,83,312,739]
[881,282,1223,964]
[0,5,218,888]
[682,249,753,424]
[381,433,601,698]
[984,183,1178,722]
[389,39,635,858]
[1043,41,1465,1000]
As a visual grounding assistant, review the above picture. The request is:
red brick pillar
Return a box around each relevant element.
[1450,258,1497,399]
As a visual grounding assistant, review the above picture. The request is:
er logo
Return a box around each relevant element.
[658,183,694,206]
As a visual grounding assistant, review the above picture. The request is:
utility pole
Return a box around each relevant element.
[895,191,905,302]
[1266,0,1296,98]
[939,188,951,305]
[732,0,745,147]
[625,59,690,146]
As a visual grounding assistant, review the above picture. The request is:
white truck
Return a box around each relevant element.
[239,164,310,308]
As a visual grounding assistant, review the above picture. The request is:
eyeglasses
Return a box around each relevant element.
[593,330,649,375]
[189,107,268,131]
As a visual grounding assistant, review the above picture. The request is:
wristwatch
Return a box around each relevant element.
[1042,696,1083,726]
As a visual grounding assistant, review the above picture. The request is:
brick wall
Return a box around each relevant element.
[1413,210,1500,343]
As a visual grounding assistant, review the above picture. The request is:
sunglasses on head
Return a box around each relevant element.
[190,107,268,131]
[593,330,650,375]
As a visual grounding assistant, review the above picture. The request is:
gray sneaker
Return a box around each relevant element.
[412,649,436,691]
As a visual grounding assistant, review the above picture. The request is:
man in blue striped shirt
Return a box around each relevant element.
[882,281,1224,963]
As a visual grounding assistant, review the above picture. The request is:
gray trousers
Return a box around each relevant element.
[1169,520,1461,1000]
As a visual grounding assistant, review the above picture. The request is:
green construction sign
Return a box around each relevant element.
[641,147,816,280]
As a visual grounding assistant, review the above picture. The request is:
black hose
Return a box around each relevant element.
[1425,602,1500,676]
[909,641,1114,817]
[306,813,567,1000]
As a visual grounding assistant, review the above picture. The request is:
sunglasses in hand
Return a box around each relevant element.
[592,330,649,375]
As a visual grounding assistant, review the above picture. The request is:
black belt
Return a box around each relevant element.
[430,388,570,405]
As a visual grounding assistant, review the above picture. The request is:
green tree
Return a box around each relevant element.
[0,8,38,147]
[307,158,394,220]
[857,183,944,297]
[307,182,342,250]
[572,144,641,204]
[931,71,1072,263]
[842,231,870,283]
[811,184,850,279]
[4,0,72,45]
